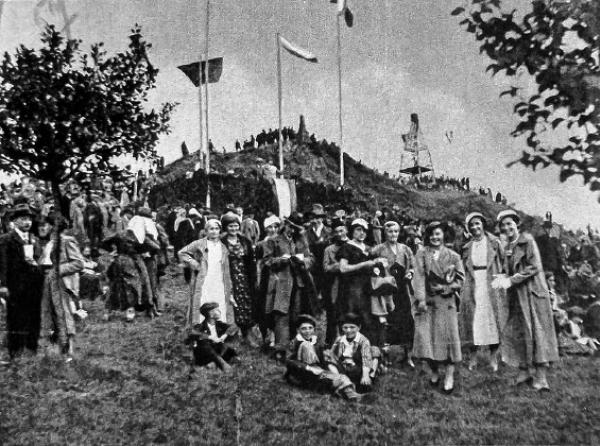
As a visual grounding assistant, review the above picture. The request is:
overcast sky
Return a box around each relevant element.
[0,0,596,229]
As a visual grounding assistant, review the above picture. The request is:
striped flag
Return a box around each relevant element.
[330,0,353,27]
[279,36,318,63]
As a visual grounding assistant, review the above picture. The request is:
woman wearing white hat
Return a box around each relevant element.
[460,212,507,371]
[337,218,386,342]
[493,210,558,391]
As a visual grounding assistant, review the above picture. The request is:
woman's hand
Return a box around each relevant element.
[405,270,414,280]
[360,374,372,387]
[230,296,238,308]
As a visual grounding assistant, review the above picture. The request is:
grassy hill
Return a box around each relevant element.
[152,136,517,227]
[1,266,598,445]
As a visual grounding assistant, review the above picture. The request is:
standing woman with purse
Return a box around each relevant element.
[413,221,465,394]
[493,210,558,391]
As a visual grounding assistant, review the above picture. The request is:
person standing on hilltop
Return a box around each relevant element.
[323,218,349,345]
[492,210,559,391]
[0,203,44,360]
[413,221,465,394]
[305,204,331,302]
[263,214,318,361]
[460,212,506,372]
[337,218,386,343]
[240,210,261,248]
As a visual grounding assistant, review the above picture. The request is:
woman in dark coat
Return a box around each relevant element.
[371,221,415,365]
[493,210,559,391]
[221,212,257,341]
[173,209,197,284]
[102,222,160,322]
[337,218,385,344]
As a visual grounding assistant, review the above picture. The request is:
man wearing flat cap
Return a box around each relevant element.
[0,203,44,359]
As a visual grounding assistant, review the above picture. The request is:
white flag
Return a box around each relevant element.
[279,36,318,63]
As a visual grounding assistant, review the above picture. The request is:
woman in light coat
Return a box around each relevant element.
[460,212,507,371]
[493,210,558,391]
[178,219,237,328]
[413,221,465,394]
[38,215,85,360]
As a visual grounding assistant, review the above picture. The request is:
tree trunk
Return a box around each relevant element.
[51,181,63,298]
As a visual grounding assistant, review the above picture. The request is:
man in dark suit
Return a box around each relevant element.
[0,203,44,359]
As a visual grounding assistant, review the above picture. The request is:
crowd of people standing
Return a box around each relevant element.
[0,177,595,402]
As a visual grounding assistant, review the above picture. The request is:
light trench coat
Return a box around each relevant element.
[40,235,85,347]
[178,238,234,327]
[412,246,465,363]
[501,232,559,367]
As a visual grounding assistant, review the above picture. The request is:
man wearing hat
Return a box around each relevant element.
[305,204,331,303]
[322,218,349,345]
[240,209,260,248]
[0,203,44,359]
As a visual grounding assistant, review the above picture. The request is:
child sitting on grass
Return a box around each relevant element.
[326,313,381,392]
[284,314,364,402]
[186,302,239,372]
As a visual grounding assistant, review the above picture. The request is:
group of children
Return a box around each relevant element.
[186,305,381,402]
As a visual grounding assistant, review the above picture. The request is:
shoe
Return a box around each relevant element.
[341,386,364,402]
[489,356,499,373]
[516,369,533,386]
[467,357,477,371]
[442,386,454,395]
[125,308,135,322]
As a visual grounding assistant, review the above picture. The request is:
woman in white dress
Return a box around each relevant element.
[460,212,506,371]
[178,219,237,327]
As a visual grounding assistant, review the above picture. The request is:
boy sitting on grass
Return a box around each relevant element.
[326,313,381,392]
[186,302,239,372]
[285,314,364,402]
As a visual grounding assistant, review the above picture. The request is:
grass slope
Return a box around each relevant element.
[1,267,599,445]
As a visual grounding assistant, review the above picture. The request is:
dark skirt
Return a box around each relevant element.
[386,281,415,347]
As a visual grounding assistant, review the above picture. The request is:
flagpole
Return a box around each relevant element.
[336,15,344,187]
[276,32,284,175]
[203,0,211,208]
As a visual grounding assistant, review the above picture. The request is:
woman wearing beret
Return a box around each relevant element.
[178,219,236,327]
[413,221,465,394]
[493,210,558,391]
[460,212,507,371]
[221,212,257,343]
